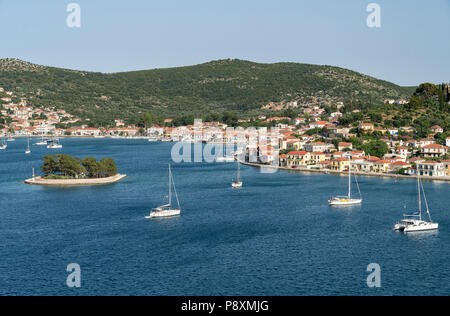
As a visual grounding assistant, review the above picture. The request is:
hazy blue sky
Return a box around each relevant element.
[0,0,449,86]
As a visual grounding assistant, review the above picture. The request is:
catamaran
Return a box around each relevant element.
[232,160,243,188]
[25,138,31,154]
[329,155,362,206]
[146,164,181,219]
[394,175,439,233]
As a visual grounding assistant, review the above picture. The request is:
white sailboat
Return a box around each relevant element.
[146,164,181,219]
[329,155,362,206]
[232,160,243,188]
[394,175,439,233]
[25,137,31,154]
[35,137,48,146]
[0,135,7,150]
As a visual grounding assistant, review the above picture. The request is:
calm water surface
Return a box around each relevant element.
[0,138,449,296]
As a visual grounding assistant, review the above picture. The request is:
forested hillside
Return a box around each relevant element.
[0,58,415,124]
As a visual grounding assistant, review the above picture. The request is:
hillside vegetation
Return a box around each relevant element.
[0,58,415,124]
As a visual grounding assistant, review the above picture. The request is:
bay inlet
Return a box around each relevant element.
[0,138,449,295]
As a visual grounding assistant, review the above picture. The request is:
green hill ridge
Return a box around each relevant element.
[0,58,415,123]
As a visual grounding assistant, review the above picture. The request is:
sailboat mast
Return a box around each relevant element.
[237,161,240,182]
[348,156,352,199]
[169,164,172,206]
[418,175,422,221]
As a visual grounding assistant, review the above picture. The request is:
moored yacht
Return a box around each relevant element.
[329,154,362,206]
[146,164,181,219]
[0,135,7,150]
[232,160,243,188]
[25,138,31,154]
[394,176,439,233]
[47,139,62,149]
[35,137,48,146]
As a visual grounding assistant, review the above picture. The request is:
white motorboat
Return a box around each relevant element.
[232,160,243,188]
[47,139,62,149]
[329,154,362,206]
[146,164,181,219]
[217,156,235,163]
[394,176,438,233]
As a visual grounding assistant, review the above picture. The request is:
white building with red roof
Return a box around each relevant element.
[421,144,448,158]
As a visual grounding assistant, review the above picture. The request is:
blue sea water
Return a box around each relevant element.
[0,138,449,296]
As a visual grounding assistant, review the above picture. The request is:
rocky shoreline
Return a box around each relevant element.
[24,174,127,186]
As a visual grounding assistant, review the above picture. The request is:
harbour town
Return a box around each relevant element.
[1,0,450,298]
[2,83,450,181]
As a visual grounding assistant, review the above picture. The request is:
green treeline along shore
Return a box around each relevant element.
[24,155,126,186]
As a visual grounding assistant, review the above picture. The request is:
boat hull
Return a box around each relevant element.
[217,157,235,163]
[329,198,362,206]
[232,182,243,188]
[147,209,181,219]
[404,223,439,233]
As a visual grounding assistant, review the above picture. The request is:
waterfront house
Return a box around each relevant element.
[352,160,374,173]
[279,154,288,167]
[287,151,311,168]
[390,161,412,173]
[442,161,450,176]
[309,152,327,165]
[318,161,331,170]
[417,161,446,177]
[71,127,101,137]
[372,160,391,173]
[330,158,351,172]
